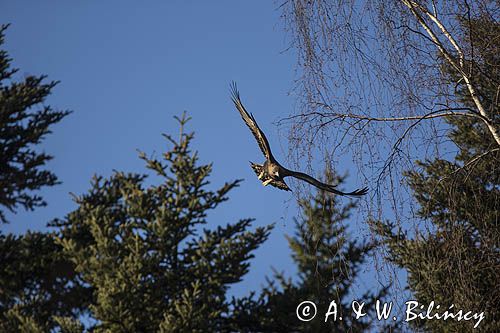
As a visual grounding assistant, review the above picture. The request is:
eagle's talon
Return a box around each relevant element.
[258,171,265,180]
[262,179,272,186]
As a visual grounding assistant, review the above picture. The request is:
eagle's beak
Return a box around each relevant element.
[258,171,265,180]
[262,179,273,186]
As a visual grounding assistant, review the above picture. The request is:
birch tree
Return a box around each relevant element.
[279,0,499,316]
[279,0,499,210]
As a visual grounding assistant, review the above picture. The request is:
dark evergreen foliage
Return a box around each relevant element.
[0,232,89,333]
[0,24,70,224]
[0,24,83,332]
[232,172,392,332]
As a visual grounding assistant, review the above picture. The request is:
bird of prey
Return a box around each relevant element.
[230,82,368,197]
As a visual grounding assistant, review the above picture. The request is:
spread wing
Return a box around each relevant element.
[285,170,368,197]
[230,82,275,161]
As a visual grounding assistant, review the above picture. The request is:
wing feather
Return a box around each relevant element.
[286,170,368,197]
[230,82,274,161]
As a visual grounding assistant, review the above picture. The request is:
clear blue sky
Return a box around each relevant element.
[1,1,375,299]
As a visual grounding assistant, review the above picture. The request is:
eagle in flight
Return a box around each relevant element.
[230,82,368,197]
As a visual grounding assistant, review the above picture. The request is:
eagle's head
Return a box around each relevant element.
[268,164,280,180]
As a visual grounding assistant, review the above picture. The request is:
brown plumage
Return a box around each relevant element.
[230,82,368,197]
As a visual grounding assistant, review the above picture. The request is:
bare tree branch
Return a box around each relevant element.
[280,106,484,123]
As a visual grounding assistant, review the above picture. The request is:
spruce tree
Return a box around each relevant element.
[372,15,499,332]
[233,172,390,332]
[0,24,84,332]
[0,24,70,224]
[0,25,274,330]
[0,230,90,333]
[51,114,273,332]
